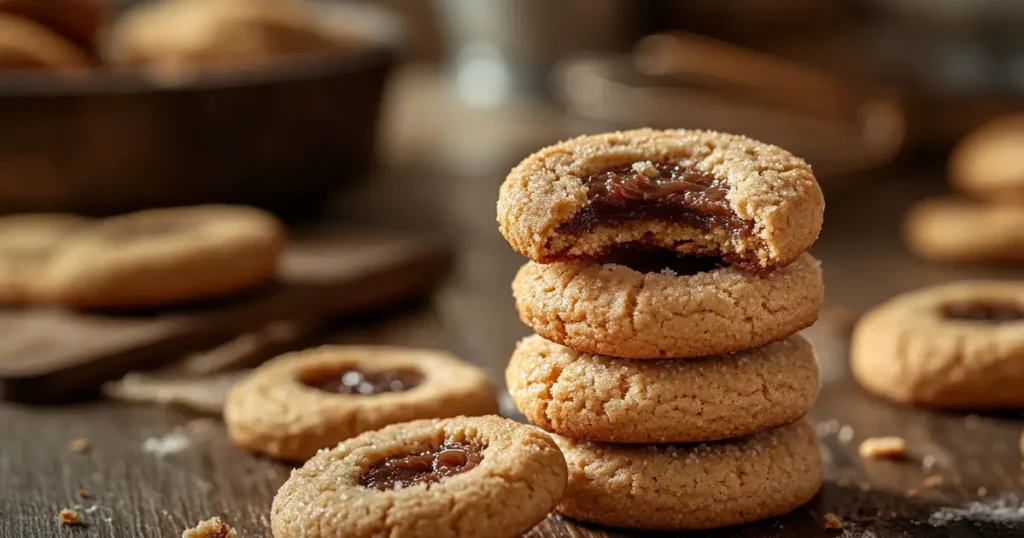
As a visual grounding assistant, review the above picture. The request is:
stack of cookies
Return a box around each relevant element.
[497,129,827,531]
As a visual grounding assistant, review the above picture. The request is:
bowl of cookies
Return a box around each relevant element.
[0,0,403,215]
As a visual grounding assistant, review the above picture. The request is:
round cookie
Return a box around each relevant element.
[226,346,500,462]
[950,114,1024,203]
[903,197,1024,264]
[852,281,1024,408]
[513,252,823,359]
[271,415,566,538]
[0,213,92,305]
[40,205,285,309]
[553,420,822,530]
[0,14,91,71]
[0,0,107,52]
[497,128,824,270]
[507,334,819,443]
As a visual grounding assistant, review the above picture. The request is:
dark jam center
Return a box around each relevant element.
[306,368,423,395]
[359,443,484,491]
[598,248,725,276]
[556,161,752,237]
[942,302,1024,323]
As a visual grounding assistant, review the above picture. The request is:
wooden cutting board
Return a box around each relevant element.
[0,231,452,403]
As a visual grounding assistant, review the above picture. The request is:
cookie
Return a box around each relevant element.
[271,415,566,538]
[0,0,106,52]
[0,14,91,71]
[0,214,91,304]
[851,281,1024,408]
[106,0,343,75]
[226,346,500,462]
[903,197,1024,264]
[40,205,285,309]
[553,420,821,530]
[497,128,824,270]
[507,333,818,443]
[950,114,1024,203]
[513,251,823,359]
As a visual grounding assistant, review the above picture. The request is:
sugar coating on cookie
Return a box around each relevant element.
[513,252,823,359]
[852,281,1024,408]
[39,205,285,309]
[903,197,1024,263]
[507,334,819,443]
[271,416,566,538]
[497,128,823,270]
[950,114,1024,203]
[225,345,499,462]
[553,420,822,530]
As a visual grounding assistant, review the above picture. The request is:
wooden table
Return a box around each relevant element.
[3,71,1023,538]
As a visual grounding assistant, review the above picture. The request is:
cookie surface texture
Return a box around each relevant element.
[226,346,500,462]
[497,128,824,270]
[0,214,91,304]
[271,415,566,538]
[41,205,285,309]
[949,114,1024,203]
[0,0,107,51]
[513,252,823,358]
[553,420,822,530]
[852,281,1024,408]
[0,14,91,70]
[903,197,1024,263]
[507,334,819,443]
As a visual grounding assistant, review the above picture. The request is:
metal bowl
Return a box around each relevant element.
[0,2,402,215]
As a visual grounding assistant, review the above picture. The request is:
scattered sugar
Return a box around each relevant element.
[837,425,855,444]
[142,432,191,457]
[928,494,1024,527]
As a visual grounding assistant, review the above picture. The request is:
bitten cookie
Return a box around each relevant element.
[950,114,1024,203]
[0,214,91,304]
[852,281,1024,408]
[40,205,285,309]
[226,346,500,462]
[497,128,824,270]
[513,251,823,358]
[0,0,107,52]
[0,14,91,71]
[271,416,566,538]
[507,334,819,443]
[903,197,1024,264]
[553,420,822,530]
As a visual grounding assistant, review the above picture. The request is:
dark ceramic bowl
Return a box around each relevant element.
[0,2,402,215]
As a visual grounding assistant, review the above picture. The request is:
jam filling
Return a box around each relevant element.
[555,161,753,239]
[941,302,1024,323]
[598,248,725,276]
[306,368,423,395]
[359,442,484,491]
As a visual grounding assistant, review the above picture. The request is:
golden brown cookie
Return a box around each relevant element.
[507,334,819,443]
[0,14,91,71]
[553,420,822,530]
[40,205,285,309]
[903,197,1024,264]
[106,0,344,76]
[513,251,823,359]
[0,0,107,52]
[271,415,566,538]
[0,213,91,305]
[950,114,1024,203]
[852,281,1024,408]
[497,129,824,270]
[226,346,500,462]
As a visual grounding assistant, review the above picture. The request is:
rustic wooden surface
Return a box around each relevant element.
[2,72,1024,537]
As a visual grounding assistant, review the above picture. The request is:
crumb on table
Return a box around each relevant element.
[182,517,237,538]
[823,512,844,529]
[55,508,83,526]
[76,487,90,499]
[68,438,91,454]
[859,436,907,460]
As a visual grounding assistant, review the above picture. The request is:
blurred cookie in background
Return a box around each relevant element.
[0,214,92,304]
[0,0,107,54]
[903,197,1024,264]
[949,113,1024,204]
[105,0,354,78]
[0,14,93,71]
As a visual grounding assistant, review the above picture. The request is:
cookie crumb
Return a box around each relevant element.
[922,454,937,472]
[978,486,988,497]
[859,436,907,460]
[181,517,237,538]
[143,432,191,457]
[76,487,91,499]
[823,512,844,529]
[56,508,83,526]
[631,160,661,178]
[69,438,91,453]
[837,425,855,444]
[923,475,944,489]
